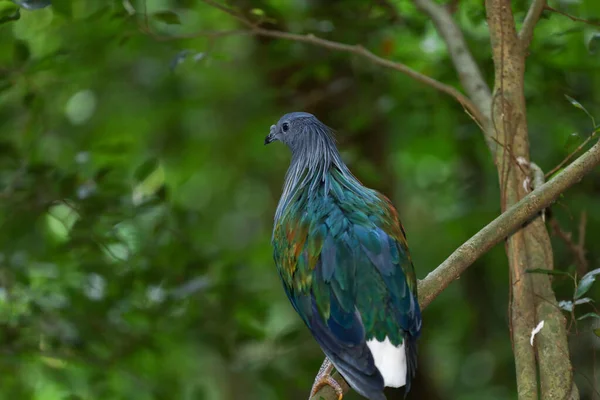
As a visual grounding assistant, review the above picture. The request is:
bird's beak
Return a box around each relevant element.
[264,133,275,145]
[264,125,277,145]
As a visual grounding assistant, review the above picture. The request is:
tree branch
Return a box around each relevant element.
[198,0,485,127]
[251,30,482,121]
[549,214,588,276]
[543,5,600,28]
[411,0,493,139]
[419,139,600,308]
[519,0,547,49]
[545,126,600,179]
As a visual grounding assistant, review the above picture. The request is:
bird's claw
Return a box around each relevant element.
[309,375,343,400]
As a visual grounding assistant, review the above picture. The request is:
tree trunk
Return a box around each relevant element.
[485,1,577,399]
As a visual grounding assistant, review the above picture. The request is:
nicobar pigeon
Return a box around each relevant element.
[265,112,422,400]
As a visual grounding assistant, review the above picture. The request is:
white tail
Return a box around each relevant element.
[366,336,407,388]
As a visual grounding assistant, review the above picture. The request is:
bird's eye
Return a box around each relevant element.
[282,122,289,132]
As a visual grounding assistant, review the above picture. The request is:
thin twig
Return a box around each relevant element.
[545,126,600,179]
[411,0,493,142]
[192,0,486,127]
[138,0,485,126]
[574,369,600,399]
[549,215,588,276]
[255,30,484,121]
[490,136,530,179]
[578,210,586,256]
[544,5,600,28]
[519,0,547,49]
[200,0,252,27]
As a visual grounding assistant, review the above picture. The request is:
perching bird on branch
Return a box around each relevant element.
[265,112,422,400]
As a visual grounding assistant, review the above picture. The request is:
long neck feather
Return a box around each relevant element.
[274,124,370,224]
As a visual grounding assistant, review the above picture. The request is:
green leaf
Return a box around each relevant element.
[152,10,181,25]
[565,94,595,127]
[134,158,160,182]
[575,268,600,299]
[577,313,600,321]
[574,297,593,305]
[594,328,600,338]
[46,203,79,243]
[0,1,19,24]
[565,94,587,112]
[526,268,570,277]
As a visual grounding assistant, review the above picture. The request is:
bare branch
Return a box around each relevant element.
[519,0,547,49]
[578,210,587,257]
[198,0,486,127]
[419,139,600,308]
[199,0,251,27]
[411,0,493,145]
[258,31,484,122]
[550,215,588,276]
[544,5,600,28]
[545,126,600,179]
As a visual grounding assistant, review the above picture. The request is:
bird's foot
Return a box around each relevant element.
[309,358,343,400]
[309,375,343,400]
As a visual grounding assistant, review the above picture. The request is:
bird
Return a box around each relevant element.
[265,112,422,400]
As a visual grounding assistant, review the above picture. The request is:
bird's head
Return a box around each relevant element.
[264,112,333,153]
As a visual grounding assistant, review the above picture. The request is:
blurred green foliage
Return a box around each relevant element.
[0,0,599,399]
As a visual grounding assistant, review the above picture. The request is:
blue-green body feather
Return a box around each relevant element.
[269,112,421,400]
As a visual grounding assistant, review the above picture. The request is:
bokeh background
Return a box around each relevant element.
[1,0,599,399]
